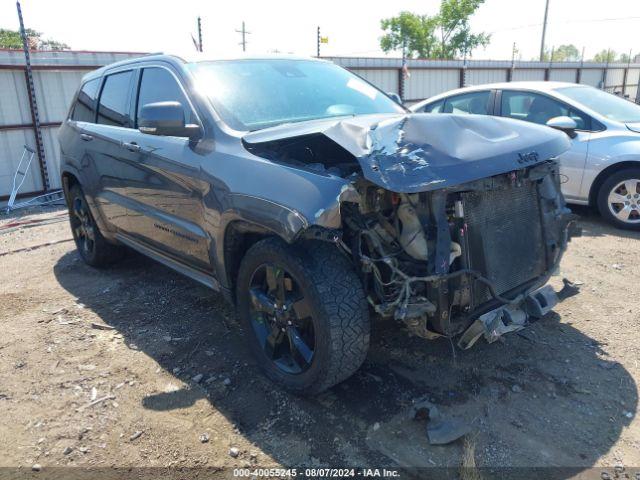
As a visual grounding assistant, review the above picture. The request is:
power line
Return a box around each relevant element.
[491,15,640,35]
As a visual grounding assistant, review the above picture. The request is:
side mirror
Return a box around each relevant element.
[546,116,578,139]
[138,101,201,140]
[387,92,403,105]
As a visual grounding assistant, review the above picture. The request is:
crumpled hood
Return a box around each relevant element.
[243,113,571,193]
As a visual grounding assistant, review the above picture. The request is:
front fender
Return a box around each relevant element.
[581,136,640,199]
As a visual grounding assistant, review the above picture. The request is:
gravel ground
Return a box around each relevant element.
[0,205,639,478]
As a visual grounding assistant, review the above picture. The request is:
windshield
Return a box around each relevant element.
[556,86,640,123]
[189,59,404,131]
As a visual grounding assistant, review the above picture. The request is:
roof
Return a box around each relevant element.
[81,52,327,81]
[414,81,590,106]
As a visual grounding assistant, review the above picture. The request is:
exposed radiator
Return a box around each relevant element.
[462,181,547,304]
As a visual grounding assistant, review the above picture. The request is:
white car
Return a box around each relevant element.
[410,81,640,230]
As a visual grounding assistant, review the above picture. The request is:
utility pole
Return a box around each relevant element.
[197,16,203,52]
[400,38,407,99]
[509,42,517,81]
[236,21,250,52]
[317,26,321,57]
[539,0,550,61]
[16,0,49,191]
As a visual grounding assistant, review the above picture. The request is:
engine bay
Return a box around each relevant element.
[339,161,573,340]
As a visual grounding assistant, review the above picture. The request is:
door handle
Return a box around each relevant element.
[123,141,141,153]
[80,133,93,142]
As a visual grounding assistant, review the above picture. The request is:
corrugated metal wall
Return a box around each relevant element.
[327,57,640,104]
[354,68,398,95]
[466,68,507,86]
[580,69,604,87]
[548,69,577,82]
[0,50,143,198]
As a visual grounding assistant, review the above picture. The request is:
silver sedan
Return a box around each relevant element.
[410,81,640,230]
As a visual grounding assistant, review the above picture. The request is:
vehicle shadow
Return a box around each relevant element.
[53,249,636,475]
[571,205,640,240]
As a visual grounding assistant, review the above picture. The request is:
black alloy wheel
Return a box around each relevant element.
[71,194,96,258]
[248,263,316,374]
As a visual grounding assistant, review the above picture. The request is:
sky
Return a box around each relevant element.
[1,0,639,61]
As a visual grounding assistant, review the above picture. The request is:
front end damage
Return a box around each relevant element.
[243,113,576,348]
[340,163,574,348]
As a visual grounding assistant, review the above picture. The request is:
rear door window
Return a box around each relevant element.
[135,67,196,126]
[97,70,134,127]
[442,91,491,115]
[71,78,101,122]
[500,90,591,130]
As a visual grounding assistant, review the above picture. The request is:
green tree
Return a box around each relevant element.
[618,52,631,63]
[0,28,69,50]
[434,0,490,59]
[591,49,616,63]
[380,0,490,59]
[540,44,580,62]
[379,12,438,59]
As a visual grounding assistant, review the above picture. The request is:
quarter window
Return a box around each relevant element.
[71,78,101,122]
[135,68,195,126]
[500,90,591,130]
[442,91,491,115]
[97,70,134,127]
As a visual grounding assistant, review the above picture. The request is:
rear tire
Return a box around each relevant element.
[597,168,640,231]
[236,237,370,395]
[68,184,124,267]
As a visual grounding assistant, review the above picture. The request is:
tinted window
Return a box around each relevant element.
[189,60,404,131]
[442,91,491,115]
[71,78,101,122]
[501,90,591,130]
[97,71,133,127]
[136,68,195,126]
[422,99,444,113]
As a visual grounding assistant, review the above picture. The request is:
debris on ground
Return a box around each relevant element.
[129,431,143,442]
[91,322,115,330]
[410,397,471,445]
[200,433,210,443]
[427,417,471,445]
[76,395,115,412]
[229,447,240,458]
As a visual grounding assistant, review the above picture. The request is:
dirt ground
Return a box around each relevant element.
[1,204,639,479]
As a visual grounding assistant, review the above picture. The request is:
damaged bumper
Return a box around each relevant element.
[458,281,578,349]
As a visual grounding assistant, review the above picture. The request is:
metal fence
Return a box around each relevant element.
[326,57,640,105]
[2,51,640,198]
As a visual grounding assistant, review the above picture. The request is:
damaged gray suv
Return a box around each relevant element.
[59,54,575,394]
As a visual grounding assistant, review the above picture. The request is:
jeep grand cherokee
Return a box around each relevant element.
[59,54,574,394]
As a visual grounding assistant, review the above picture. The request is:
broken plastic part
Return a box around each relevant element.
[524,284,559,318]
[427,417,471,445]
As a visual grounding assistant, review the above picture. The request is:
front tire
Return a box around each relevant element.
[597,168,640,230]
[236,238,370,395]
[68,184,124,267]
